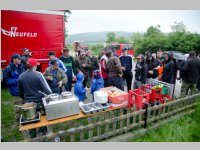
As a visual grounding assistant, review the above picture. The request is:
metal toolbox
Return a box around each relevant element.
[42,92,80,120]
[80,102,110,114]
[20,112,40,125]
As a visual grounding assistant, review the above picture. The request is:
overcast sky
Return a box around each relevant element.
[67,10,200,34]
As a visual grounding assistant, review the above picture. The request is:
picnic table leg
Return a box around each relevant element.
[22,130,31,141]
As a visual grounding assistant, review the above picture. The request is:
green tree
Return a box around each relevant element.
[106,32,117,43]
[64,10,72,39]
[171,21,187,33]
[117,36,129,44]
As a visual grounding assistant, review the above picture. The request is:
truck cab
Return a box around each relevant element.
[109,43,134,57]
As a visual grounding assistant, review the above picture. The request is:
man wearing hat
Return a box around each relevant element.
[18,58,52,104]
[43,60,67,94]
[3,54,25,96]
[119,48,133,91]
[75,49,92,88]
[21,48,32,70]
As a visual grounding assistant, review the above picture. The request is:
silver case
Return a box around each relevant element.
[43,93,80,120]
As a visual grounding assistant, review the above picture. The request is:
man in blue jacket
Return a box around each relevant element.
[3,54,25,96]
[48,51,67,73]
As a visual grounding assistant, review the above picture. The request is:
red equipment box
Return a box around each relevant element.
[100,87,128,104]
[128,89,149,110]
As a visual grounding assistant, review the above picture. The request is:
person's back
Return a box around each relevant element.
[18,69,52,103]
[106,56,123,78]
[182,57,200,84]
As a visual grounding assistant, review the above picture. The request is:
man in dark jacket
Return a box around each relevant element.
[119,48,133,91]
[75,50,92,88]
[162,52,175,84]
[3,54,25,96]
[18,58,52,137]
[145,51,159,82]
[21,48,32,70]
[133,54,148,89]
[181,51,200,97]
[60,48,77,91]
[106,49,124,90]
[18,58,52,104]
[86,50,99,82]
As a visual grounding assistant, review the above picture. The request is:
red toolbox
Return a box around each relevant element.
[128,89,149,110]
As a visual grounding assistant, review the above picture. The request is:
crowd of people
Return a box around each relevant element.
[2,46,200,137]
[3,47,200,107]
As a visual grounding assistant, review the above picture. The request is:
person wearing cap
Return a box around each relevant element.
[48,51,67,73]
[133,54,148,89]
[18,58,52,104]
[105,48,124,90]
[3,54,25,96]
[119,48,133,91]
[59,48,77,91]
[18,58,52,138]
[21,48,32,70]
[43,60,67,94]
[75,49,92,88]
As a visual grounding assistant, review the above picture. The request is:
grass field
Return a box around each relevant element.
[1,88,200,142]
[129,101,200,142]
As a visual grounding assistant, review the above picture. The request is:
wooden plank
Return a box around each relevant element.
[20,106,125,131]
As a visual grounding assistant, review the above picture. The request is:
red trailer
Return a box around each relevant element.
[1,10,65,72]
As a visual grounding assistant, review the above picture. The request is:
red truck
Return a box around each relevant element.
[109,43,134,57]
[1,10,65,72]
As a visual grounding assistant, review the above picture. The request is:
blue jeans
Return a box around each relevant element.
[65,69,73,91]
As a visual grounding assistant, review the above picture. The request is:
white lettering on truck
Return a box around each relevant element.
[1,27,38,38]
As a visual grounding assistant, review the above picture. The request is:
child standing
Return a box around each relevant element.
[91,70,104,101]
[74,72,86,104]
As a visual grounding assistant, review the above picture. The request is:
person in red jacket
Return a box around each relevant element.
[100,48,109,83]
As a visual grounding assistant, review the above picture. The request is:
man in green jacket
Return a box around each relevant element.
[60,48,77,91]
[43,60,67,94]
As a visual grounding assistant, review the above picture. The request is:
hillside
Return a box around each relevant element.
[65,31,133,44]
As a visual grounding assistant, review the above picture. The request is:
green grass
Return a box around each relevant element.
[1,88,24,141]
[129,101,200,142]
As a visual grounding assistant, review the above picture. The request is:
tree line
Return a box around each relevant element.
[106,22,200,56]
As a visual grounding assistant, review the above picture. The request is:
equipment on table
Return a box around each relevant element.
[94,91,108,104]
[16,102,37,120]
[128,89,149,110]
[42,92,80,120]
[100,87,128,104]
[20,112,40,125]
[80,102,110,114]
